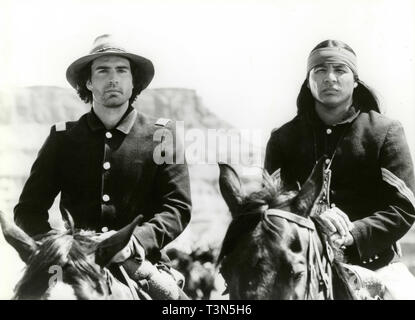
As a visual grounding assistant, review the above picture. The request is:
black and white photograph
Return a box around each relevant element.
[0,0,415,302]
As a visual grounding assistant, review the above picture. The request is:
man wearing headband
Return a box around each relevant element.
[265,40,415,299]
[13,35,192,290]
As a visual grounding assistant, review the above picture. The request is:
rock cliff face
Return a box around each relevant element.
[0,86,232,128]
[0,86,261,252]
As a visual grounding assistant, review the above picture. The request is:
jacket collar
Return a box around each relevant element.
[116,108,137,134]
[87,105,137,134]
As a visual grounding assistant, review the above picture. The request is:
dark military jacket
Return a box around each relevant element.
[265,106,415,270]
[14,106,192,261]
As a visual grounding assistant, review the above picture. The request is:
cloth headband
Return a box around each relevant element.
[307,47,358,76]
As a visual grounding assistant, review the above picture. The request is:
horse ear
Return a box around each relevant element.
[268,168,283,190]
[0,211,38,263]
[218,163,244,217]
[60,204,75,234]
[291,157,325,217]
[266,168,296,195]
[95,215,144,267]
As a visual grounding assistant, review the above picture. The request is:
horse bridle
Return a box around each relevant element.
[263,209,334,300]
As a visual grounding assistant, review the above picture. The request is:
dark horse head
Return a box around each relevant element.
[0,211,143,299]
[217,159,356,300]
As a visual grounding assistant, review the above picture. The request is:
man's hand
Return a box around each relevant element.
[329,231,354,248]
[315,207,354,236]
[110,235,146,264]
[93,231,145,264]
[315,206,355,248]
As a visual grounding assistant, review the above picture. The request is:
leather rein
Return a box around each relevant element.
[263,209,334,299]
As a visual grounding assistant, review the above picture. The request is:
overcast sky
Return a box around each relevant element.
[1,0,414,149]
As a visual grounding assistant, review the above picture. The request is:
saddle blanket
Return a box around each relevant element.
[342,262,415,300]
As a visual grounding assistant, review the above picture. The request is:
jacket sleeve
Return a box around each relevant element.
[132,122,192,255]
[14,126,61,237]
[349,120,415,260]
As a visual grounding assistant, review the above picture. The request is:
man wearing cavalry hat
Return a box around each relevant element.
[264,39,415,299]
[14,34,192,272]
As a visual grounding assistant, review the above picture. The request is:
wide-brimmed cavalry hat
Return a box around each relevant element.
[66,34,155,90]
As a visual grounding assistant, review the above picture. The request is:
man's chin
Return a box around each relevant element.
[319,97,343,107]
[103,98,128,108]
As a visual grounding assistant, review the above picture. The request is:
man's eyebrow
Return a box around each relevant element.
[93,65,130,70]
[94,65,110,71]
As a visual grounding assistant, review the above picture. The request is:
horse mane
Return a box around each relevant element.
[14,229,108,300]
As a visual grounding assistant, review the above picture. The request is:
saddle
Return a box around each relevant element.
[110,258,189,300]
[341,263,387,299]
